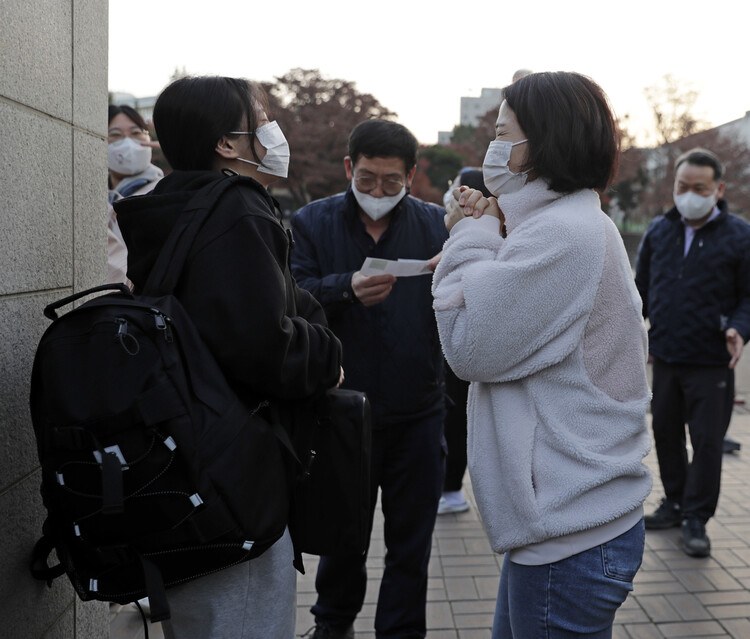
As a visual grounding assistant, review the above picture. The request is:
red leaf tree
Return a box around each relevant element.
[263,68,396,212]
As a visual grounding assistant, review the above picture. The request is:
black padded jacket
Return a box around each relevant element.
[635,200,750,365]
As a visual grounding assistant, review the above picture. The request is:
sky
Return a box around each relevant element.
[109,0,750,147]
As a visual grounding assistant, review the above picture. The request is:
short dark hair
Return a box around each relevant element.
[674,147,724,181]
[348,120,418,173]
[502,72,620,194]
[153,76,269,171]
[108,104,148,131]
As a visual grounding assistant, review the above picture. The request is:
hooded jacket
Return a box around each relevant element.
[635,200,750,365]
[114,170,342,413]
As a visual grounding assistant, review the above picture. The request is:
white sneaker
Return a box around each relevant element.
[437,495,470,515]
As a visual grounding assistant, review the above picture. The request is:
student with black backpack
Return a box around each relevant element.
[112,76,343,638]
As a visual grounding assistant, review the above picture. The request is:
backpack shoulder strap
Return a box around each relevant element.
[141,171,247,296]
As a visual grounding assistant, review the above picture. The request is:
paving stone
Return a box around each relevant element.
[473,576,500,599]
[430,562,445,577]
[666,593,713,620]
[633,581,689,596]
[451,600,496,615]
[673,570,721,592]
[706,603,750,619]
[697,591,750,606]
[638,595,682,623]
[443,564,503,578]
[720,617,750,639]
[427,601,455,629]
[428,586,449,602]
[658,620,728,636]
[615,603,651,624]
[457,630,492,639]
[620,623,665,638]
[445,577,479,600]
[296,591,317,606]
[441,555,498,566]
[711,549,749,569]
[612,626,632,639]
[453,613,495,629]
[438,537,469,555]
[702,569,744,591]
[464,538,495,555]
[636,570,678,583]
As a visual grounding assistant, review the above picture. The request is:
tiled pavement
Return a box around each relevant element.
[112,363,750,639]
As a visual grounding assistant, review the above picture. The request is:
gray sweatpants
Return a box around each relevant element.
[162,529,296,639]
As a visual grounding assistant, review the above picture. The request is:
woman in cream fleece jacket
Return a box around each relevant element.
[432,72,652,638]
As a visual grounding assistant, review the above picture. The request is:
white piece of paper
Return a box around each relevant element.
[359,257,433,277]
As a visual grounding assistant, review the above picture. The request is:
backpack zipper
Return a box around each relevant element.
[151,310,174,342]
[114,318,140,355]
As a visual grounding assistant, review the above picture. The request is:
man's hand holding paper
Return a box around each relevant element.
[353,256,437,307]
[351,271,397,306]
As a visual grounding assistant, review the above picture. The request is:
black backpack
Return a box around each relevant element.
[28,175,296,624]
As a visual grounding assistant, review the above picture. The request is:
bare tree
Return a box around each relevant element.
[644,74,708,145]
[169,66,190,83]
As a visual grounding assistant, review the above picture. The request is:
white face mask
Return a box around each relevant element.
[482,139,528,196]
[229,121,290,178]
[674,190,717,221]
[108,137,152,176]
[351,183,406,221]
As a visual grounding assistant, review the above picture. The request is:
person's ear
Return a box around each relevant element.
[215,135,240,160]
[717,181,726,200]
[405,165,417,189]
[344,156,354,180]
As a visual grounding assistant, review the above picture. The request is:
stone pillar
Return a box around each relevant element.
[0,1,109,636]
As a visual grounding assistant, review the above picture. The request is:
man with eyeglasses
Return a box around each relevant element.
[291,120,448,639]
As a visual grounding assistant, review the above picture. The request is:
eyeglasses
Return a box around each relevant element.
[108,127,150,143]
[354,175,405,197]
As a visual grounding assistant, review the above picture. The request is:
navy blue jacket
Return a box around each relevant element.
[291,189,449,425]
[635,200,750,365]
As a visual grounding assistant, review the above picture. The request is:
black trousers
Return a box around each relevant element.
[443,366,469,492]
[651,358,734,523]
[311,410,446,638]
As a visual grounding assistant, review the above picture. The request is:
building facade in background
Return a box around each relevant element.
[108,91,157,124]
[460,88,502,127]
[438,87,503,145]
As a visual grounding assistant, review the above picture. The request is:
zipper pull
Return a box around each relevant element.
[114,318,140,355]
[303,450,317,477]
[152,311,173,342]
[115,317,127,335]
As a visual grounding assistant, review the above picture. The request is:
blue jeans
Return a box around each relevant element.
[493,520,645,638]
